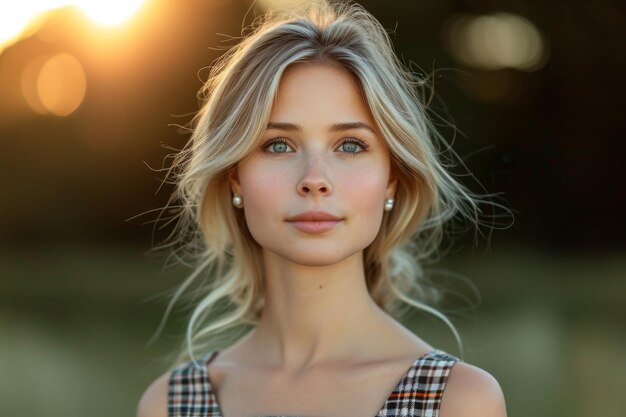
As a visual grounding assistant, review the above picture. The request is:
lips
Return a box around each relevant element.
[286,211,342,222]
[286,211,343,234]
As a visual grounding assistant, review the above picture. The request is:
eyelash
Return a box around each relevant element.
[338,138,370,154]
[260,138,289,157]
[262,137,370,156]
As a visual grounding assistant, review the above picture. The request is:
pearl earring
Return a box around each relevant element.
[384,198,394,211]
[232,194,243,208]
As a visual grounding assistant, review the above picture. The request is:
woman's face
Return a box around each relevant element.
[229,62,397,266]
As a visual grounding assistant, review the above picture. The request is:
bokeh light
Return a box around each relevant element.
[20,55,49,114]
[445,12,548,71]
[35,53,86,116]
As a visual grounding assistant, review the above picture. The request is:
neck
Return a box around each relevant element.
[251,249,387,370]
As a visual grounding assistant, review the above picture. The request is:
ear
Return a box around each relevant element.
[228,167,242,196]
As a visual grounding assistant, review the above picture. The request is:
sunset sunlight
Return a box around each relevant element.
[0,0,148,54]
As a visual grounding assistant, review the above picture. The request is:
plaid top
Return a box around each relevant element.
[168,349,459,417]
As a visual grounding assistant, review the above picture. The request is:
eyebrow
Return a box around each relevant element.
[266,121,376,134]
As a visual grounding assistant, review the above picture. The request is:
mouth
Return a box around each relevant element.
[285,210,342,222]
[285,211,343,234]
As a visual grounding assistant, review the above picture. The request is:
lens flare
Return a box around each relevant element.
[73,0,146,27]
[0,1,62,53]
[0,1,147,54]
[36,53,87,116]
[445,12,548,71]
[21,55,49,114]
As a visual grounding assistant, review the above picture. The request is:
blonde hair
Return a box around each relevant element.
[152,0,508,365]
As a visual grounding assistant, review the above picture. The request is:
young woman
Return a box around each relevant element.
[138,1,507,416]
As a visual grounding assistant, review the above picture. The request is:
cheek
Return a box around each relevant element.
[338,165,389,243]
[340,163,390,209]
[238,163,289,235]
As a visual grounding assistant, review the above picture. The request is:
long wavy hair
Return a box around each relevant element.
[152,0,508,366]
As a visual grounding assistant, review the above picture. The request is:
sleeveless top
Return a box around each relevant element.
[168,349,459,417]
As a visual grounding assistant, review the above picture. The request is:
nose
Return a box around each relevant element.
[296,154,333,197]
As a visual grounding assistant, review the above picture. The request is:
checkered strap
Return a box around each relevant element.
[376,350,459,417]
[168,352,220,417]
[168,350,458,417]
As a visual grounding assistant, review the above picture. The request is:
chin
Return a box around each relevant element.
[265,247,361,267]
[289,252,350,267]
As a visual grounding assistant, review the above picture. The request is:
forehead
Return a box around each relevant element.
[270,62,374,124]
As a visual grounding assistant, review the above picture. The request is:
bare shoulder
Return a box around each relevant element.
[439,361,507,417]
[136,371,170,417]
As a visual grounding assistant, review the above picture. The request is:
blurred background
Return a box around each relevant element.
[1,0,624,416]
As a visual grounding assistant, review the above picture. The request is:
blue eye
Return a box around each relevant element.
[263,138,293,154]
[337,138,368,154]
